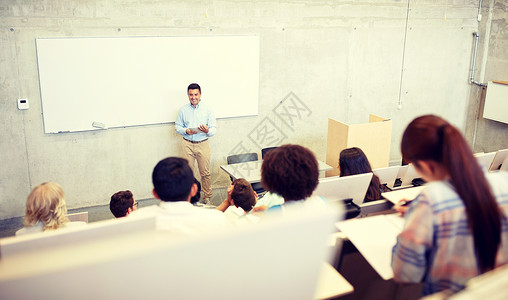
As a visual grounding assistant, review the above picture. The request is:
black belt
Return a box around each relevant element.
[184,138,208,144]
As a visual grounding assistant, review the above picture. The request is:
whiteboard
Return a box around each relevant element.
[36,36,259,133]
[483,81,508,124]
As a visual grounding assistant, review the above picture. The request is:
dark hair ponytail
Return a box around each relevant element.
[401,115,502,274]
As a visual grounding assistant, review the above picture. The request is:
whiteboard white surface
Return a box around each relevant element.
[483,81,508,124]
[36,36,260,133]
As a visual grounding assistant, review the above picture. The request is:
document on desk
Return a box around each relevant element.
[381,186,425,205]
[336,214,405,280]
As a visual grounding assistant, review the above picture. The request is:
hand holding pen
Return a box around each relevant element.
[393,199,412,217]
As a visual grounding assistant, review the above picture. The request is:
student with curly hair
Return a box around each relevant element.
[259,144,326,213]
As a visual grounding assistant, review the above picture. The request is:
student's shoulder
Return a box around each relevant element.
[15,222,44,236]
[256,192,284,208]
[199,206,228,218]
[129,204,160,218]
[418,180,463,211]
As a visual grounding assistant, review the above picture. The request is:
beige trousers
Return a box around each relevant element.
[181,138,212,199]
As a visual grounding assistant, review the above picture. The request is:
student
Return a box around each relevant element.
[259,144,327,213]
[190,178,202,205]
[253,191,284,209]
[16,182,85,236]
[132,157,228,234]
[391,115,508,296]
[109,190,138,218]
[216,178,257,222]
[338,147,387,202]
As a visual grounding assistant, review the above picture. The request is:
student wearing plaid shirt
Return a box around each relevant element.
[391,115,508,296]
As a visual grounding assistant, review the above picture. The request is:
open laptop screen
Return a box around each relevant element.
[312,173,373,206]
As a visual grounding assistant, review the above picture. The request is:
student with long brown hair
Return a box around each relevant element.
[391,115,508,295]
[339,147,386,202]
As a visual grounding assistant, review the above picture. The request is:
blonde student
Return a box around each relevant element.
[16,182,85,236]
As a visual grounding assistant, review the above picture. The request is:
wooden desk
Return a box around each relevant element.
[220,160,333,183]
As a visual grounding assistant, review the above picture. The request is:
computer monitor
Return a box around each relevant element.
[490,149,508,171]
[474,152,496,170]
[312,173,373,206]
[373,166,401,189]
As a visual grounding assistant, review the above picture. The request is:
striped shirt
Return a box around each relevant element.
[391,171,508,295]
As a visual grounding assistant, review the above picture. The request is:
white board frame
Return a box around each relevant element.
[36,35,260,133]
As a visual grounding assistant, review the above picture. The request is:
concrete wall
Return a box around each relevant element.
[465,0,508,153]
[0,0,480,220]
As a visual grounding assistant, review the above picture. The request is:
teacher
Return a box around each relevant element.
[175,83,217,205]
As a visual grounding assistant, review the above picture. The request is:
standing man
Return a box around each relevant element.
[175,83,217,204]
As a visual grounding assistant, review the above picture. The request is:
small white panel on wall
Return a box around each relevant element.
[483,81,508,124]
[36,36,260,133]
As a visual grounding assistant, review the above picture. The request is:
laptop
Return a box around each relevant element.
[501,156,508,172]
[490,149,508,171]
[373,166,402,189]
[393,165,409,187]
[312,173,373,206]
[400,163,422,187]
[474,152,496,170]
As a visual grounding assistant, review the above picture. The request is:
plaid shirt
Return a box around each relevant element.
[392,171,508,295]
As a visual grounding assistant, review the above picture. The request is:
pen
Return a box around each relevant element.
[399,200,413,206]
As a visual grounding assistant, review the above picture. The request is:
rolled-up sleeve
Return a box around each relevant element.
[392,194,433,283]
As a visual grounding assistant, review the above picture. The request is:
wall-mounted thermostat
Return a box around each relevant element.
[17,99,29,110]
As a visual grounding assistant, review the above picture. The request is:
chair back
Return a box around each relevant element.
[227,152,258,164]
[261,147,278,159]
[67,211,89,223]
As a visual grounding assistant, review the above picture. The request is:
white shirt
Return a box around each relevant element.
[132,201,229,235]
[15,221,86,236]
[254,192,284,208]
[223,206,246,223]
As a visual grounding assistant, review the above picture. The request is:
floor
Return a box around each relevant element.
[0,187,227,239]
